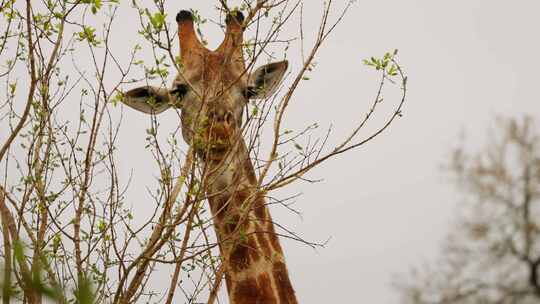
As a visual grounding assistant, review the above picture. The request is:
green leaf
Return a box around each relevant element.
[77,26,100,46]
[149,12,166,31]
[52,234,61,253]
[388,65,398,76]
[111,92,124,107]
[9,82,16,95]
[97,220,106,232]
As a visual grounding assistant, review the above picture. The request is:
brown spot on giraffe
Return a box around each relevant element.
[211,195,231,222]
[122,9,296,304]
[234,275,279,304]
[258,273,278,303]
[230,241,250,272]
[234,278,259,304]
[253,194,268,220]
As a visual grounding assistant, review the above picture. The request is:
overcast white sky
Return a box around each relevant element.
[91,0,540,302]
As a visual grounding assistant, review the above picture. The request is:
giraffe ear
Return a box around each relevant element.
[122,86,173,114]
[246,60,288,99]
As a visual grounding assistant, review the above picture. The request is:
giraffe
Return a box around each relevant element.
[122,10,298,304]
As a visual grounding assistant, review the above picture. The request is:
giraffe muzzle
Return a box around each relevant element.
[194,108,238,159]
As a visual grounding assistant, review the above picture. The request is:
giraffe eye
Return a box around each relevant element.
[171,84,188,99]
[243,86,257,99]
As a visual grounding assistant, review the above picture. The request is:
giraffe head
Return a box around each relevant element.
[122,10,288,158]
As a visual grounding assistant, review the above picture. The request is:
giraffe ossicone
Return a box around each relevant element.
[122,9,297,304]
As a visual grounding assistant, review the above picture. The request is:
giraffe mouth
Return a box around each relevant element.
[195,139,231,160]
[194,122,238,160]
[209,143,229,154]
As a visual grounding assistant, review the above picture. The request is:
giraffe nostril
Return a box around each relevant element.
[224,112,234,126]
[208,108,233,125]
[208,111,215,122]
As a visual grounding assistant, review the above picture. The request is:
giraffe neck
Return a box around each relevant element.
[203,141,298,304]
